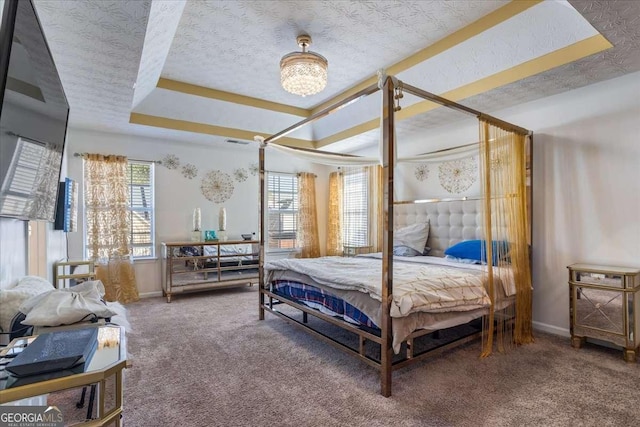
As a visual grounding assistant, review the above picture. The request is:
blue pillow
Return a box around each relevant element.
[444,240,509,266]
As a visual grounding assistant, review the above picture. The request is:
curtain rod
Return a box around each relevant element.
[73,152,162,164]
[4,131,50,146]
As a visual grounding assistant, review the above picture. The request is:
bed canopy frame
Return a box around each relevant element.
[256,73,532,397]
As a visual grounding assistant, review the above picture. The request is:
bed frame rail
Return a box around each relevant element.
[261,288,484,373]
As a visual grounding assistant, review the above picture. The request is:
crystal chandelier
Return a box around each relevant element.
[280,35,328,97]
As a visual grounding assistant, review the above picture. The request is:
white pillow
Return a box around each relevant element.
[0,276,53,332]
[393,221,430,254]
[20,280,116,327]
[19,280,106,315]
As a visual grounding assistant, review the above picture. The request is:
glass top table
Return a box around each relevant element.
[0,325,127,426]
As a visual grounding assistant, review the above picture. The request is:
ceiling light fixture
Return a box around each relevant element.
[280,35,328,97]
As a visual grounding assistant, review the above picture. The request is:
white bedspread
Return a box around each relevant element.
[265,256,491,318]
[363,254,516,297]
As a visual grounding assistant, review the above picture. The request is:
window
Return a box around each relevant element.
[342,168,369,247]
[127,161,155,258]
[267,173,298,251]
[84,160,155,260]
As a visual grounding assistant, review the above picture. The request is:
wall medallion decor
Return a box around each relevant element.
[438,156,478,194]
[249,163,259,176]
[181,163,198,179]
[200,170,234,203]
[161,154,180,170]
[234,168,248,182]
[414,164,429,182]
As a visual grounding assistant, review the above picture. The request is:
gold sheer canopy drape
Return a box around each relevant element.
[368,165,384,253]
[297,172,320,258]
[326,171,343,256]
[83,154,139,304]
[478,119,533,356]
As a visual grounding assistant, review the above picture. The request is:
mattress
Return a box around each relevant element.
[272,279,377,328]
[266,255,513,353]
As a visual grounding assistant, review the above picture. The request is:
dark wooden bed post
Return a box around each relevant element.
[258,141,266,320]
[380,77,395,397]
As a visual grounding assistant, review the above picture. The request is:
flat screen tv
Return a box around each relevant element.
[0,0,69,221]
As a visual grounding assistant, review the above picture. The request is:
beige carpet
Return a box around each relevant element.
[118,287,639,427]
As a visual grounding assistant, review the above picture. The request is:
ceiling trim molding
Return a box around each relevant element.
[397,34,613,118]
[315,34,612,149]
[309,0,543,115]
[129,112,314,149]
[157,78,310,118]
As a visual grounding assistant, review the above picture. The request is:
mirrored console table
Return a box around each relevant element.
[161,240,259,303]
[568,263,640,362]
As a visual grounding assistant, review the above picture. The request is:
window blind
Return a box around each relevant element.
[342,168,369,247]
[267,173,298,250]
[128,161,155,258]
[0,138,59,219]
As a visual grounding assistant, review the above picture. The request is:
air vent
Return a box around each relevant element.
[225,139,250,145]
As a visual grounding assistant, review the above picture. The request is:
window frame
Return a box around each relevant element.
[266,172,299,253]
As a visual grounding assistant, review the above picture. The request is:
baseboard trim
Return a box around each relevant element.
[139,291,163,299]
[532,321,570,337]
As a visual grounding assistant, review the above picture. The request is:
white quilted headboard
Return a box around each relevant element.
[394,199,485,258]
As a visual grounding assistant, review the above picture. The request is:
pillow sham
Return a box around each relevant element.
[393,221,430,254]
[393,245,422,257]
[444,240,509,266]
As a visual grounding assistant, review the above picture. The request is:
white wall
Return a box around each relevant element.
[65,128,330,296]
[0,217,27,288]
[0,199,67,288]
[505,72,640,334]
[365,71,640,334]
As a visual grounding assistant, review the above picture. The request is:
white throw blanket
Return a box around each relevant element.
[265,256,491,318]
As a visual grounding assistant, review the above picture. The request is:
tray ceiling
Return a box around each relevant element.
[31,0,640,152]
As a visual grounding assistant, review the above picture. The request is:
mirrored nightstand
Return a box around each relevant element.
[568,263,640,362]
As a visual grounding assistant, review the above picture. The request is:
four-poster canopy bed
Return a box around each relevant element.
[256,73,533,397]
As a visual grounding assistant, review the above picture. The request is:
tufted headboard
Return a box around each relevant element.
[394,199,485,258]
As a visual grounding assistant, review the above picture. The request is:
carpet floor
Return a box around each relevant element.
[119,287,639,427]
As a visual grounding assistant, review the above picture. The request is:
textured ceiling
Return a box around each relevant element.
[131,0,186,108]
[28,0,640,151]
[162,0,508,108]
[326,0,640,154]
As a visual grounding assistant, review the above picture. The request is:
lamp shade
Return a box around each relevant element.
[280,35,328,97]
